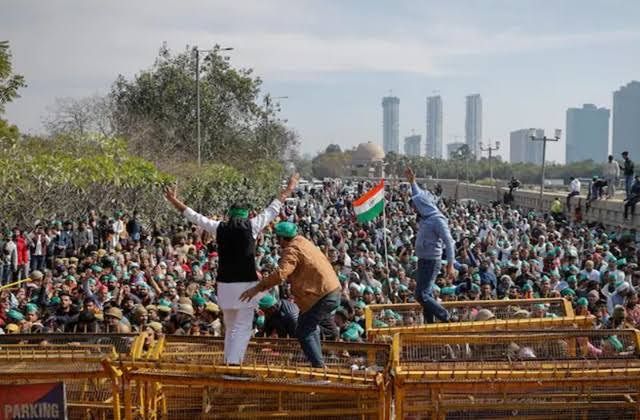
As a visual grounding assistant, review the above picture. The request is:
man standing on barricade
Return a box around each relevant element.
[164,173,299,364]
[240,221,341,368]
[405,167,455,323]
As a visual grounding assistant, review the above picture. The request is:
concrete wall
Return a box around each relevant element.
[420,179,640,229]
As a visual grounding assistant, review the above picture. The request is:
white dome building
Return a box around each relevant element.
[350,142,385,178]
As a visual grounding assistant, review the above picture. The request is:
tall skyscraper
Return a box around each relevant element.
[565,104,610,163]
[404,134,421,157]
[382,96,400,154]
[447,142,465,159]
[510,128,543,164]
[426,96,443,159]
[612,81,640,158]
[465,94,482,159]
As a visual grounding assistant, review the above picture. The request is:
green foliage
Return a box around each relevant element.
[0,41,26,114]
[309,147,607,185]
[0,133,285,227]
[312,150,352,178]
[109,44,297,164]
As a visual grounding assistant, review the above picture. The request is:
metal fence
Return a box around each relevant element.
[364,298,591,341]
[119,336,391,419]
[393,329,640,419]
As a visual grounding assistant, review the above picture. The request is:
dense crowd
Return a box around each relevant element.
[1,178,639,341]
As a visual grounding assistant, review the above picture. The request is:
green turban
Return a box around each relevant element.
[7,309,24,322]
[576,297,588,307]
[560,287,576,297]
[441,286,456,296]
[228,206,249,219]
[355,300,366,309]
[258,294,278,310]
[192,295,206,307]
[25,303,38,314]
[256,315,265,328]
[274,222,298,239]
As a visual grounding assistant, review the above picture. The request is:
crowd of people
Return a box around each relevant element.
[1,170,639,346]
[567,151,640,220]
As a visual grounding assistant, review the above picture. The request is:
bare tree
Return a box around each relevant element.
[43,95,116,137]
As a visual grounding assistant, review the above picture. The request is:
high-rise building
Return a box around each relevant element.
[404,134,421,156]
[447,142,466,159]
[510,129,543,164]
[565,104,610,163]
[382,96,400,154]
[465,94,482,159]
[612,81,640,158]
[426,96,443,159]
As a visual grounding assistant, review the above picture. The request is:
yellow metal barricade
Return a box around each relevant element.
[0,333,146,420]
[392,328,640,419]
[121,336,392,420]
[364,298,588,341]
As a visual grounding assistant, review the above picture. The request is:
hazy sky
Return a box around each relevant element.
[3,0,640,162]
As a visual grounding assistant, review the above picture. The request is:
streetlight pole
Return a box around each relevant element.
[195,46,233,166]
[530,129,562,211]
[263,95,288,158]
[479,140,500,182]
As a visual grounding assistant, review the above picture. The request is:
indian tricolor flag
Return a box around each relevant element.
[353,180,385,223]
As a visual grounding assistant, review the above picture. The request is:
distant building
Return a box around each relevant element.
[612,81,640,158]
[565,104,610,163]
[404,134,421,157]
[465,94,482,159]
[426,96,443,159]
[350,142,385,178]
[447,142,466,159]
[510,129,543,164]
[382,96,400,154]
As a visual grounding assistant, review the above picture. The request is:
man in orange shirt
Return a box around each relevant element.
[241,221,341,368]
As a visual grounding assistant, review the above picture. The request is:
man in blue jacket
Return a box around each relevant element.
[405,167,455,323]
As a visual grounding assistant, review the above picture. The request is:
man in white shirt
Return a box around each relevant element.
[164,173,298,365]
[603,155,620,198]
[567,177,581,210]
[579,260,600,283]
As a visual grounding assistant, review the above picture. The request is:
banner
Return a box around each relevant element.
[0,383,66,420]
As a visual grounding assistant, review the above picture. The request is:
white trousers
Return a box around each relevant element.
[217,281,264,364]
[222,307,255,364]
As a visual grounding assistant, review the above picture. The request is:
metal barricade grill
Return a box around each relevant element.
[116,336,392,419]
[5,328,640,419]
[392,328,640,419]
[363,298,593,341]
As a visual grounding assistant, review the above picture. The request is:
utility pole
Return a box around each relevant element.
[263,95,288,158]
[530,129,562,211]
[195,46,233,166]
[479,140,501,182]
[195,48,201,166]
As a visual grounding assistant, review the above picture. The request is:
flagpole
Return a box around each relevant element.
[382,179,390,273]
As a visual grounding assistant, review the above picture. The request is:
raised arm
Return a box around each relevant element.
[251,173,299,237]
[405,166,438,216]
[164,185,220,234]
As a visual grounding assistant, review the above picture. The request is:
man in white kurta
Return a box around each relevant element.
[164,174,298,364]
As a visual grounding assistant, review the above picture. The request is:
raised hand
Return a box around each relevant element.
[164,184,186,212]
[280,172,300,201]
[404,167,416,184]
